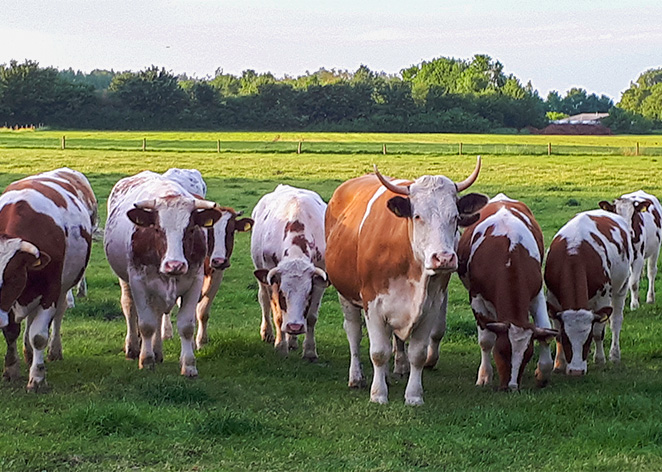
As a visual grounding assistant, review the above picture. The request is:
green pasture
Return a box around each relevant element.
[0,132,662,471]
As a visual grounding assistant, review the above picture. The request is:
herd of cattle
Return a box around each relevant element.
[0,158,660,405]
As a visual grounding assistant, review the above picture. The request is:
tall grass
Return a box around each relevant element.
[0,135,661,471]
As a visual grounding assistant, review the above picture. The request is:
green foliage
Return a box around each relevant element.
[602,106,653,134]
[618,68,662,124]
[545,87,613,115]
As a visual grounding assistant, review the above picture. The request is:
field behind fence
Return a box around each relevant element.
[0,131,661,471]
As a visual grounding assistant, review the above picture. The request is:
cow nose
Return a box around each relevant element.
[567,369,585,377]
[508,382,520,391]
[211,257,229,270]
[163,260,187,275]
[429,252,457,271]
[285,323,305,335]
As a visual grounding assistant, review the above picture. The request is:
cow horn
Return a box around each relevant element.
[19,241,40,258]
[134,199,156,210]
[373,165,410,196]
[266,267,279,285]
[194,199,217,210]
[455,156,482,192]
[313,267,327,281]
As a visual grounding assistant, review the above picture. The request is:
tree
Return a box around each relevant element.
[618,68,662,123]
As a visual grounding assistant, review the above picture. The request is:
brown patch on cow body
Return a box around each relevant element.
[5,180,69,209]
[0,201,66,309]
[284,220,305,238]
[291,234,310,256]
[590,215,629,260]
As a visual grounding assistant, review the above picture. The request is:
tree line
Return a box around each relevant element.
[0,55,657,133]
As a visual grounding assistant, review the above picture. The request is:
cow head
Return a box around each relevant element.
[127,196,223,276]
[0,237,51,328]
[254,259,328,335]
[207,208,253,270]
[548,306,611,375]
[375,156,488,273]
[477,314,557,390]
[599,198,651,227]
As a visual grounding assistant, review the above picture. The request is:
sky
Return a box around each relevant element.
[2,0,661,100]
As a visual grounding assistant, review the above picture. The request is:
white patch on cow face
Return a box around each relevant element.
[507,325,534,390]
[408,176,459,272]
[559,309,594,374]
[0,237,26,327]
[155,197,197,275]
[210,211,233,262]
[274,258,317,331]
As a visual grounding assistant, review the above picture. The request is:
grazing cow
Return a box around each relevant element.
[251,185,327,360]
[325,157,487,405]
[544,210,632,375]
[599,191,662,309]
[0,168,97,390]
[159,169,253,349]
[457,194,557,391]
[104,171,223,376]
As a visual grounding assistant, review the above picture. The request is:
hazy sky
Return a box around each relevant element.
[2,0,660,100]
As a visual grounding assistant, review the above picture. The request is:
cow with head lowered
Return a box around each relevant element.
[599,190,662,310]
[251,184,328,360]
[325,157,487,405]
[457,194,557,391]
[545,209,632,376]
[0,168,97,391]
[158,169,253,349]
[104,171,223,376]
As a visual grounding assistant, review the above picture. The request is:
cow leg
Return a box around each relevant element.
[393,336,409,376]
[609,293,627,363]
[2,311,21,381]
[26,307,54,392]
[178,286,201,378]
[258,283,274,343]
[120,279,140,360]
[196,270,224,349]
[339,295,364,388]
[47,295,68,362]
[551,319,567,373]
[425,291,447,368]
[646,253,659,304]
[287,334,299,351]
[302,284,324,362]
[23,316,33,365]
[593,321,607,365]
[476,325,495,386]
[76,275,88,298]
[161,313,174,340]
[405,316,436,406]
[531,291,553,386]
[153,318,164,364]
[365,315,391,404]
[629,256,645,310]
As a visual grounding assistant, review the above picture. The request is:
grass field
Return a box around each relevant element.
[0,131,661,471]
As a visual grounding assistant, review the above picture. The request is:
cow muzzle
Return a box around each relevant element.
[162,260,188,276]
[567,368,586,377]
[427,252,458,272]
[285,322,306,335]
[211,257,230,270]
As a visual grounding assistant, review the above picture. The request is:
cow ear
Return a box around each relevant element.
[533,327,558,342]
[459,213,480,228]
[634,201,651,213]
[235,217,254,232]
[458,193,488,215]
[387,196,412,218]
[594,306,612,323]
[28,251,51,271]
[253,269,270,284]
[127,208,156,227]
[194,208,222,228]
[599,201,616,213]
[485,322,509,334]
[313,268,330,287]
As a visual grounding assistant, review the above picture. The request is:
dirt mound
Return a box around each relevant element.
[528,124,613,135]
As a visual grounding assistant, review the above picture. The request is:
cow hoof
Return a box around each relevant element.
[26,379,49,393]
[303,353,318,363]
[348,377,366,389]
[47,350,63,362]
[261,331,275,344]
[125,346,140,360]
[370,394,389,405]
[181,359,198,378]
[139,356,156,370]
[3,364,20,382]
[405,396,424,406]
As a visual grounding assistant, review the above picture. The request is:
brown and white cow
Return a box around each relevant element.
[251,184,327,360]
[457,194,557,391]
[599,190,662,310]
[159,169,253,349]
[104,171,223,376]
[325,157,487,405]
[0,168,97,390]
[544,209,632,375]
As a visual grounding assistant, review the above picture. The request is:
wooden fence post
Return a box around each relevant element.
[636,142,640,156]
[548,143,552,156]
[61,135,66,150]
[382,143,387,155]
[297,141,302,154]
[459,142,463,155]
[142,138,146,151]
[217,139,221,153]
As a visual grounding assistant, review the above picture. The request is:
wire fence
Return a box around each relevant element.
[1,136,661,156]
